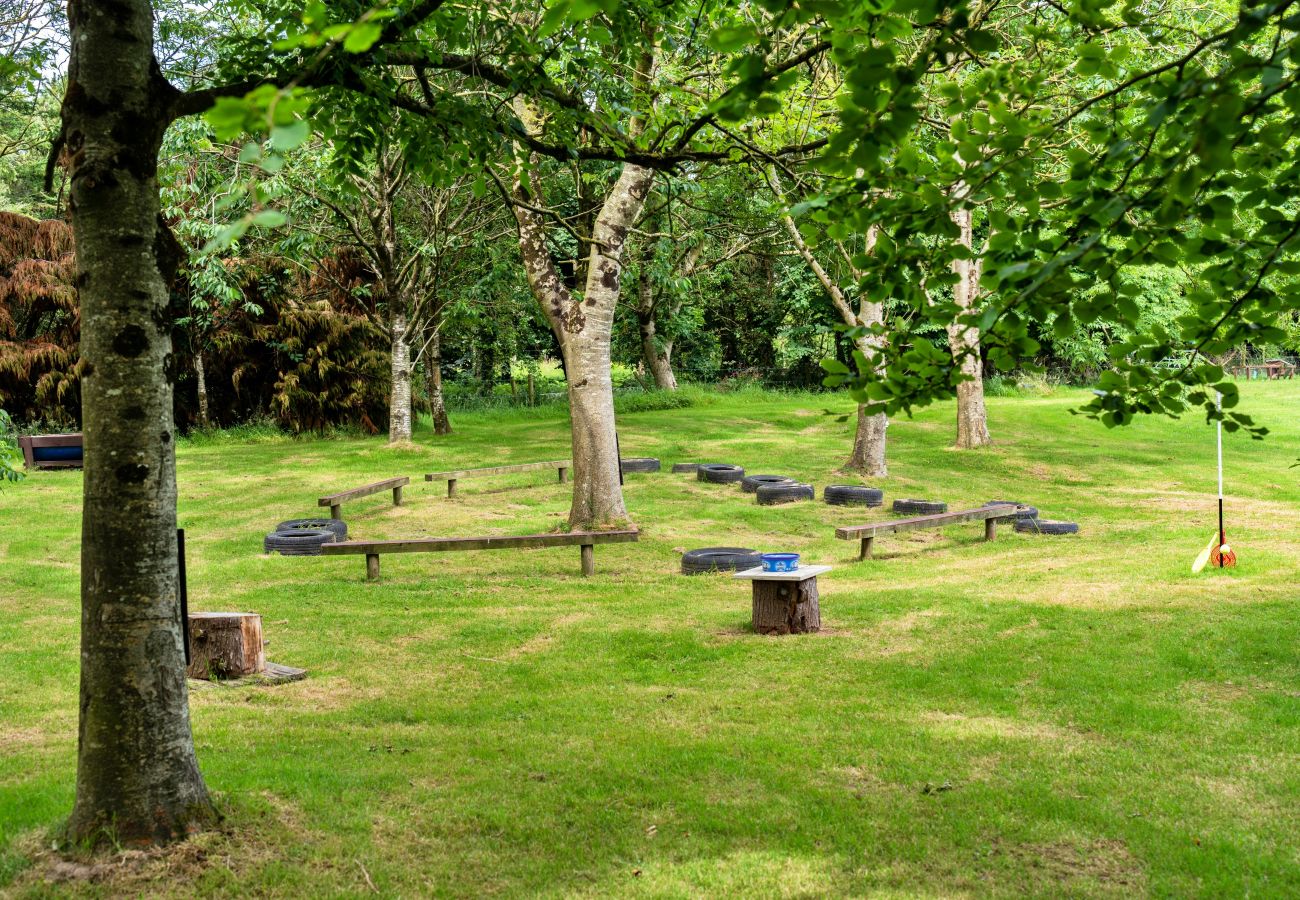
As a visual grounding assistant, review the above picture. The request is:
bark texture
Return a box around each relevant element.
[426,327,451,435]
[194,350,209,428]
[186,612,265,680]
[64,0,216,847]
[388,313,412,443]
[948,207,992,449]
[751,578,821,635]
[510,97,654,529]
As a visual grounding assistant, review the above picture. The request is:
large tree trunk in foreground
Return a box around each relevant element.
[949,207,992,449]
[511,94,654,529]
[64,0,216,848]
[426,327,451,435]
[388,312,413,443]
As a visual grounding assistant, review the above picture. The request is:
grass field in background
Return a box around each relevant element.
[1,382,1298,897]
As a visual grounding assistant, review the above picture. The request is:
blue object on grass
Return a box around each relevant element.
[32,445,83,462]
[760,553,800,573]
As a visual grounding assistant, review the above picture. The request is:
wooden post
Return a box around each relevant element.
[447,478,458,498]
[330,503,342,520]
[558,466,568,484]
[186,612,265,680]
[984,518,996,541]
[859,537,874,560]
[751,578,821,635]
[366,553,380,581]
[393,485,403,506]
[580,544,594,576]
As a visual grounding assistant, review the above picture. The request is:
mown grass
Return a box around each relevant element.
[1,382,1298,897]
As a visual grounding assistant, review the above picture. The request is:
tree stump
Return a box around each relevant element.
[187,612,265,680]
[751,578,821,635]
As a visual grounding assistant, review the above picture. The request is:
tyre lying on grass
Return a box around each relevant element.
[275,517,348,541]
[756,482,815,505]
[983,501,1038,520]
[621,457,661,474]
[263,528,335,556]
[681,547,764,574]
[697,463,745,484]
[671,463,700,473]
[1014,519,1080,535]
[893,498,947,515]
[824,485,884,507]
[741,474,796,493]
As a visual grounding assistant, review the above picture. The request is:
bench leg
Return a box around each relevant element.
[580,544,594,576]
[330,503,342,521]
[447,478,457,498]
[859,537,874,560]
[366,553,380,581]
[393,485,403,506]
[985,518,997,541]
[558,467,568,484]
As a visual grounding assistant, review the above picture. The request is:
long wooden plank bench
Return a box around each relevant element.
[318,476,410,520]
[424,460,571,498]
[320,528,639,579]
[835,504,1024,560]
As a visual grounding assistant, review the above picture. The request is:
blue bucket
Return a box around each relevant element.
[761,553,800,573]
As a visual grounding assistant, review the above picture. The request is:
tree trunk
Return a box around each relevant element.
[426,328,451,435]
[388,312,412,443]
[949,207,992,449]
[751,578,821,635]
[638,308,678,390]
[770,169,888,476]
[511,99,653,529]
[847,399,888,477]
[186,612,265,680]
[64,0,216,848]
[194,349,210,429]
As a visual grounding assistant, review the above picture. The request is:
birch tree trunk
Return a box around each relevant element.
[194,349,210,429]
[388,312,413,443]
[949,207,992,449]
[426,327,451,435]
[63,0,216,848]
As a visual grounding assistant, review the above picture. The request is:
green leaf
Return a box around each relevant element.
[251,210,287,228]
[343,20,383,53]
[269,120,310,151]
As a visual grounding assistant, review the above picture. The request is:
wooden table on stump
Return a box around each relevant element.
[733,565,830,635]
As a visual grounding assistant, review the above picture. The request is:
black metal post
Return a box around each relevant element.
[177,528,189,665]
[615,430,624,485]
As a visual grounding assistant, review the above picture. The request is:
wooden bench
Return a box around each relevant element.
[424,460,571,498]
[318,476,410,520]
[18,432,83,470]
[835,504,1025,560]
[320,528,639,579]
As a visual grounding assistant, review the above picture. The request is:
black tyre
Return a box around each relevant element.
[698,463,745,484]
[275,517,347,541]
[892,498,947,515]
[681,546,763,575]
[824,485,884,507]
[1014,519,1079,536]
[983,501,1038,520]
[741,474,796,494]
[671,463,700,474]
[620,457,661,474]
[263,528,334,556]
[756,482,815,505]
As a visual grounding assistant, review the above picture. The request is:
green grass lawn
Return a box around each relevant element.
[2,382,1299,897]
